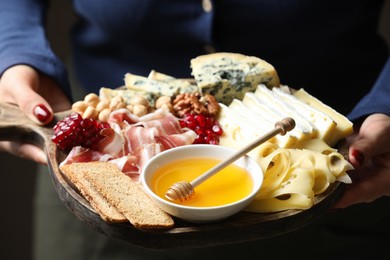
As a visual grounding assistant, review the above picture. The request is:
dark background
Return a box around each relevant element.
[1,1,390,260]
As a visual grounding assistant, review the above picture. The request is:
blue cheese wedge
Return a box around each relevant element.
[190,52,280,105]
[147,70,175,81]
[148,70,198,93]
[124,72,197,97]
[99,87,157,106]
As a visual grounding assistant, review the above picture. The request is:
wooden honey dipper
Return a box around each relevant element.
[164,117,296,202]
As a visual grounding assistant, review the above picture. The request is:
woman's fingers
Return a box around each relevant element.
[0,65,71,163]
[334,156,390,208]
[1,65,55,125]
[0,141,47,165]
[348,113,390,168]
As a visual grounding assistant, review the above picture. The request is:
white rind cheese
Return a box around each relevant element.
[218,103,275,159]
[190,52,280,105]
[229,98,296,148]
[272,87,336,144]
[292,88,353,146]
[217,85,352,150]
[254,85,314,139]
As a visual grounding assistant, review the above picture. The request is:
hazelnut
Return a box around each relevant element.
[130,95,149,107]
[84,93,99,106]
[83,105,98,119]
[160,102,173,112]
[72,101,88,113]
[98,108,111,122]
[109,96,124,110]
[155,95,171,109]
[96,100,109,112]
[132,104,148,117]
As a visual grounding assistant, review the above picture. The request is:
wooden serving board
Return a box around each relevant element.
[0,102,346,249]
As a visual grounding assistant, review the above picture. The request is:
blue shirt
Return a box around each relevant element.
[0,0,389,120]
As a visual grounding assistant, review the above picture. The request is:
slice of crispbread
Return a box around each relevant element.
[61,163,127,223]
[62,162,174,229]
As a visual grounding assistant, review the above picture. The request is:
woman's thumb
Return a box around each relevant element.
[2,65,54,125]
[19,89,54,125]
[349,114,390,168]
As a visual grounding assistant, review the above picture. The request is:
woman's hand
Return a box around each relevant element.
[334,113,390,208]
[0,65,71,164]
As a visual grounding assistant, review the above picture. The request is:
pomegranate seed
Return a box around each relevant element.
[212,124,223,135]
[205,116,214,128]
[185,120,197,129]
[180,113,224,145]
[195,114,206,127]
[51,112,110,152]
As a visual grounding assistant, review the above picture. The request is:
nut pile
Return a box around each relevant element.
[72,93,153,122]
[172,93,220,118]
[72,91,221,123]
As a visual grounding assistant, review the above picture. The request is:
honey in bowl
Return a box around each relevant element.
[151,157,254,207]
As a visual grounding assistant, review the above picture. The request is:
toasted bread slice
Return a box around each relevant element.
[62,162,174,229]
[61,163,127,223]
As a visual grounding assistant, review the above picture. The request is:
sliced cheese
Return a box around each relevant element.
[242,92,301,146]
[254,85,314,140]
[217,103,247,148]
[293,88,353,146]
[229,98,295,148]
[272,87,336,143]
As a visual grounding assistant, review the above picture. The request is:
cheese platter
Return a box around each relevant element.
[0,97,348,249]
[0,52,354,249]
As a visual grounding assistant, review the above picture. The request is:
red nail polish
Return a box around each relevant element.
[33,104,51,123]
[351,149,365,167]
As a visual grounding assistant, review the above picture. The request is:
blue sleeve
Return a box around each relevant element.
[0,0,71,97]
[348,57,390,121]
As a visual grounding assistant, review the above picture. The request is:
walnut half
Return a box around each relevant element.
[172,93,220,118]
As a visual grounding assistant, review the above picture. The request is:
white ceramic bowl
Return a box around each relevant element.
[140,144,263,223]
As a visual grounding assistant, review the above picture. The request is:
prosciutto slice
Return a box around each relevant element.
[136,113,183,135]
[108,108,139,126]
[122,126,159,155]
[108,155,139,179]
[60,146,113,166]
[155,130,198,150]
[61,109,198,181]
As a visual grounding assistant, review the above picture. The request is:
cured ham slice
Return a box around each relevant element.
[136,113,183,135]
[61,109,199,181]
[108,108,139,126]
[155,130,198,150]
[60,146,113,166]
[97,128,124,156]
[108,155,139,181]
[137,143,163,174]
[138,108,170,122]
[122,126,159,155]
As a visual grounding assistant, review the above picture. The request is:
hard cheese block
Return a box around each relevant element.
[190,52,280,105]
